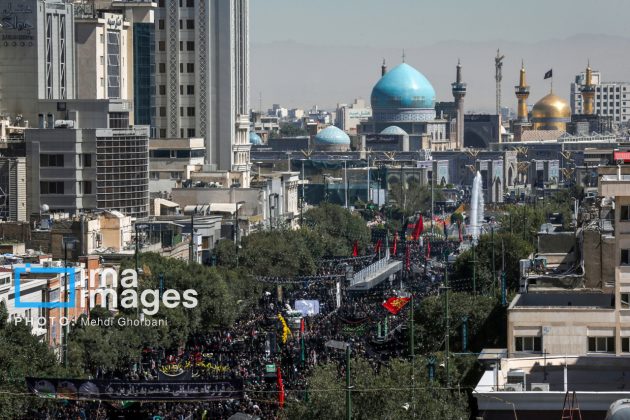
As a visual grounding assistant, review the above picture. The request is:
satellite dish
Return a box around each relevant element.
[40,204,50,213]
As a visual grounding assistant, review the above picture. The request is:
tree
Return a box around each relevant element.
[0,302,65,417]
[387,181,445,218]
[302,203,371,256]
[281,357,469,420]
[275,123,308,138]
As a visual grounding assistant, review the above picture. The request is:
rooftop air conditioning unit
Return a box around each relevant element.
[530,383,550,392]
[504,383,523,392]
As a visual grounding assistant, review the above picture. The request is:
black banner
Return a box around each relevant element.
[26,377,244,401]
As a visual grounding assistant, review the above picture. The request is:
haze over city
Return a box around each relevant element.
[251,0,630,111]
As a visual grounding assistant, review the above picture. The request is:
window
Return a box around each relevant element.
[623,337,630,353]
[179,41,183,51]
[159,107,166,117]
[100,77,105,87]
[159,63,165,73]
[180,107,184,117]
[158,19,164,29]
[100,55,104,65]
[180,63,184,73]
[187,41,194,51]
[187,85,194,95]
[159,129,167,138]
[40,181,64,194]
[99,34,104,43]
[40,154,64,167]
[186,19,194,29]
[179,20,183,30]
[187,107,195,117]
[622,293,630,309]
[180,85,184,95]
[187,128,196,137]
[150,172,160,180]
[159,85,166,95]
[186,0,194,6]
[83,154,92,168]
[170,172,183,180]
[622,249,630,265]
[158,0,164,7]
[158,41,165,51]
[187,63,194,73]
[514,336,542,352]
[588,336,615,353]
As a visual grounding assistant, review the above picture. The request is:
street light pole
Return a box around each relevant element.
[344,160,349,209]
[346,344,352,420]
[63,240,69,369]
[491,226,496,296]
[444,248,450,388]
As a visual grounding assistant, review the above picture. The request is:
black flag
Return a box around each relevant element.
[544,69,553,79]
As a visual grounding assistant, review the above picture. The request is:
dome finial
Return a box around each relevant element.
[402,49,406,63]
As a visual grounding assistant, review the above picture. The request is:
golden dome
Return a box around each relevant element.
[531,92,571,131]
[531,93,571,119]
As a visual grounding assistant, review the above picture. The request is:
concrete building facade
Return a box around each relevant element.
[154,0,250,185]
[571,70,630,124]
[0,0,76,124]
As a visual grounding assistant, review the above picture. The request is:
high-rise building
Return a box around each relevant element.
[154,0,250,187]
[112,0,157,132]
[0,0,76,124]
[571,69,630,124]
[74,9,132,104]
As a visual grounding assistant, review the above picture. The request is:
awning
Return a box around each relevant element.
[183,203,243,215]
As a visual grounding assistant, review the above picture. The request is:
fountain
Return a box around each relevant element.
[469,171,485,243]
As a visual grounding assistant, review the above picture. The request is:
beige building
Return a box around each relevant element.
[75,10,132,105]
[149,137,205,195]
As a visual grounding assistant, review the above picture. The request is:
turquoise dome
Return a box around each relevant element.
[371,63,436,110]
[314,126,350,145]
[380,125,408,136]
[249,132,263,145]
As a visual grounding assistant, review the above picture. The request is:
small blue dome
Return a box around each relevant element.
[380,126,408,136]
[371,63,436,110]
[249,132,263,145]
[314,126,350,145]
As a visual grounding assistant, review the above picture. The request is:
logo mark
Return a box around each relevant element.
[14,265,75,309]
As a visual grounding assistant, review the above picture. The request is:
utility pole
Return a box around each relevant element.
[301,159,306,226]
[344,160,349,209]
[430,172,434,238]
[472,241,476,296]
[410,293,416,417]
[444,248,450,388]
[491,226,496,297]
[366,154,371,203]
[189,211,195,264]
[346,344,352,420]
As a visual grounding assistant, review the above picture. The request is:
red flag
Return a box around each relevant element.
[425,240,431,259]
[458,222,463,243]
[300,318,305,335]
[382,297,411,315]
[391,232,398,255]
[352,240,358,257]
[412,216,424,241]
[375,239,382,254]
[277,366,285,408]
[405,244,411,271]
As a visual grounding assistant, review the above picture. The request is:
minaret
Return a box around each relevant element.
[580,61,595,115]
[515,61,530,122]
[451,59,467,150]
[381,59,387,76]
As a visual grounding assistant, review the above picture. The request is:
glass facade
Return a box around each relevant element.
[133,22,155,130]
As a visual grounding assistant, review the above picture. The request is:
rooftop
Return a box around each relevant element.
[511,292,613,309]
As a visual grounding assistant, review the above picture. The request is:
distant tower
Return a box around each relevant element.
[495,49,505,115]
[580,61,596,115]
[381,59,387,76]
[515,62,530,122]
[451,60,467,150]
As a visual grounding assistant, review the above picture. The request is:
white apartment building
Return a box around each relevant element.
[336,98,372,135]
[570,70,630,123]
[154,0,250,186]
[0,0,76,124]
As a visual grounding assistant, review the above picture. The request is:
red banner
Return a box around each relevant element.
[412,217,424,241]
[382,297,411,315]
[352,240,358,257]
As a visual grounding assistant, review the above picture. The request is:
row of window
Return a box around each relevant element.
[40,154,92,168]
[150,149,204,159]
[158,0,194,8]
[157,85,195,96]
[158,40,195,52]
[515,335,630,353]
[157,62,195,74]
[40,181,92,195]
[150,171,183,180]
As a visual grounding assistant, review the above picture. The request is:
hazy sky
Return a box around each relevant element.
[251,0,630,46]
[249,0,630,111]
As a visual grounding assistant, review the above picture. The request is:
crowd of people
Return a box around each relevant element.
[33,242,454,420]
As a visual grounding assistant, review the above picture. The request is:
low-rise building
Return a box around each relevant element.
[149,137,204,195]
